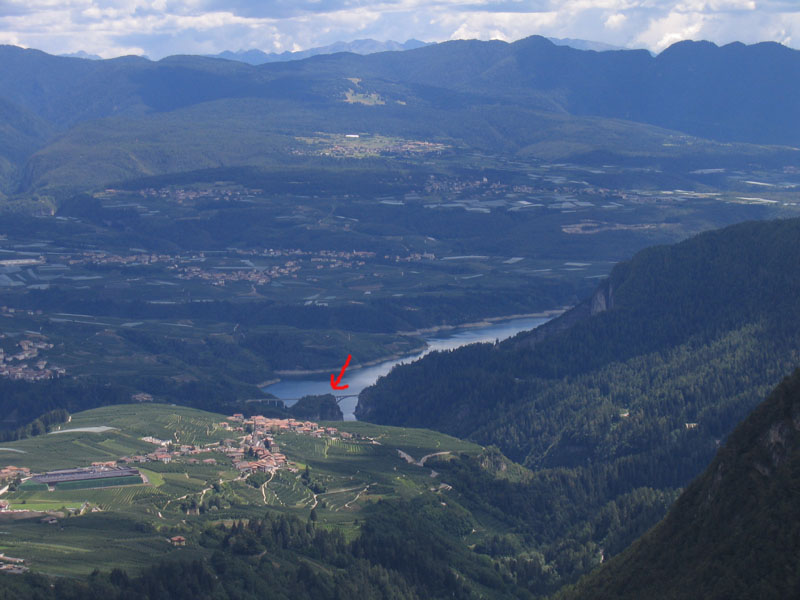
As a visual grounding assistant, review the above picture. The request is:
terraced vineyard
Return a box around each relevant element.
[261,471,314,508]
[0,404,485,575]
[65,404,227,446]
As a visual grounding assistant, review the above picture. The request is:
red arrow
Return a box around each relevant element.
[330,354,352,390]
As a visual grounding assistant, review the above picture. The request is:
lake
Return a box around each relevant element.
[263,315,550,420]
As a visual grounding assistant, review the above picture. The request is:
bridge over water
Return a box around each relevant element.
[251,394,357,406]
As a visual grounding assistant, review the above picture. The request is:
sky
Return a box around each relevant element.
[0,0,798,59]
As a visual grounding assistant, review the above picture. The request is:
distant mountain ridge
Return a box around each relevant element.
[547,37,628,52]
[58,50,103,60]
[1,36,800,196]
[208,37,622,65]
[208,38,431,64]
[57,37,627,65]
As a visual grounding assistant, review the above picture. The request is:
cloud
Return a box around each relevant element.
[635,10,705,50]
[438,10,559,41]
[0,0,799,58]
[604,12,627,28]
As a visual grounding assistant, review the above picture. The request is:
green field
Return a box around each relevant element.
[0,404,485,575]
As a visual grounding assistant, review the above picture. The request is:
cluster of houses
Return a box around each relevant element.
[0,465,30,483]
[175,250,372,289]
[111,415,349,475]
[307,135,447,158]
[176,263,293,287]
[0,335,65,381]
[220,414,351,474]
[388,252,436,263]
[68,251,174,267]
[225,413,350,438]
[118,439,218,466]
[120,185,262,203]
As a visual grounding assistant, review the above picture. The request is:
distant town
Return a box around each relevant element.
[0,331,65,382]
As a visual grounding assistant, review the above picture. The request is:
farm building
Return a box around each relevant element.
[28,466,143,489]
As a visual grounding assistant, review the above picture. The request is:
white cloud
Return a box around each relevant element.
[635,11,706,50]
[605,12,627,28]
[439,10,558,41]
[675,1,756,10]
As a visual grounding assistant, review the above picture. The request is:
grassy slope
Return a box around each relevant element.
[0,403,484,576]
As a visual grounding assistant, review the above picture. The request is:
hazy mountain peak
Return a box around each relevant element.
[59,50,103,60]
[210,39,432,65]
[547,36,627,52]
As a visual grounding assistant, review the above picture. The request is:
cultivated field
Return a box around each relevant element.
[0,404,484,575]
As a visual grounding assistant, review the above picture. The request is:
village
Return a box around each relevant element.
[293,133,448,159]
[44,243,379,291]
[0,415,353,497]
[0,332,65,382]
[216,413,350,474]
[0,413,350,496]
[0,411,373,574]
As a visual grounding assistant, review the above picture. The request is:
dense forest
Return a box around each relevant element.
[0,376,258,432]
[562,367,800,599]
[0,500,534,599]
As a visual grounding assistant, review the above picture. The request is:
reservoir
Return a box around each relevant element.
[263,314,550,420]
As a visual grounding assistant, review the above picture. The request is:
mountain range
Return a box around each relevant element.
[0,36,799,200]
[208,39,431,64]
[207,37,624,65]
[61,37,622,66]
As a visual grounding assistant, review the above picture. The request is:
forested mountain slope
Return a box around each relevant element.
[6,36,798,145]
[357,217,800,466]
[563,367,800,600]
[356,218,800,576]
[365,36,800,145]
[0,37,799,197]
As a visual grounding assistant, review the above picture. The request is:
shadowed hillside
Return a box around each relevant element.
[563,367,800,599]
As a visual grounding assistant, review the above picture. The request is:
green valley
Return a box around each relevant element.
[1,153,793,428]
[1,34,800,599]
